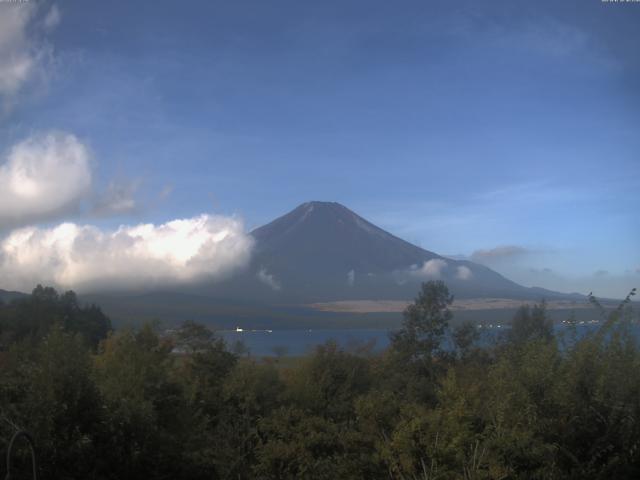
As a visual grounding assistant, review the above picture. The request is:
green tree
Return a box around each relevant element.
[255,406,381,480]
[452,321,480,360]
[391,280,453,360]
[286,341,371,423]
[385,280,453,403]
[0,285,111,349]
[0,326,102,479]
[93,324,192,479]
[203,360,283,479]
[507,300,553,345]
[173,320,215,353]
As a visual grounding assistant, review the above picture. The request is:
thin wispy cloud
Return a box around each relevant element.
[0,2,58,112]
[43,5,61,31]
[347,269,355,286]
[257,267,281,291]
[471,245,531,264]
[91,180,140,217]
[487,18,593,61]
[509,266,637,299]
[450,8,608,68]
[476,180,592,206]
[159,185,173,200]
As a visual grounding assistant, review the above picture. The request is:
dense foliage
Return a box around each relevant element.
[1,282,639,479]
[0,285,111,350]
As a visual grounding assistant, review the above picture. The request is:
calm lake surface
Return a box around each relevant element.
[219,323,640,357]
[220,328,390,356]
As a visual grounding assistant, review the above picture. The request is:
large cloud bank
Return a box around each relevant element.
[0,215,254,292]
[0,132,92,229]
[0,4,257,293]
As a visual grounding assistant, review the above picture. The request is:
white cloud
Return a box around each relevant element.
[257,267,281,291]
[409,259,448,278]
[0,132,92,230]
[0,3,58,110]
[347,269,355,286]
[0,214,254,292]
[456,266,472,280]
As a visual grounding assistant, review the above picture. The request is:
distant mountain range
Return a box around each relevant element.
[0,288,28,304]
[2,202,583,316]
[191,201,582,303]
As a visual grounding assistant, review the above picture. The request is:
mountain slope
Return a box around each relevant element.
[0,288,28,303]
[2,202,580,307]
[251,201,441,275]
[242,201,574,302]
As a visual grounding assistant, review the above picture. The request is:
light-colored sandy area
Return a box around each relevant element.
[309,298,591,313]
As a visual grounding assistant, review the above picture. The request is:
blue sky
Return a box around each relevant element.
[0,0,639,297]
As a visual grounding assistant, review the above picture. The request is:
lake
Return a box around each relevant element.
[219,322,640,357]
[219,328,390,356]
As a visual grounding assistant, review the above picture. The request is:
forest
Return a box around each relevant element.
[0,282,638,479]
